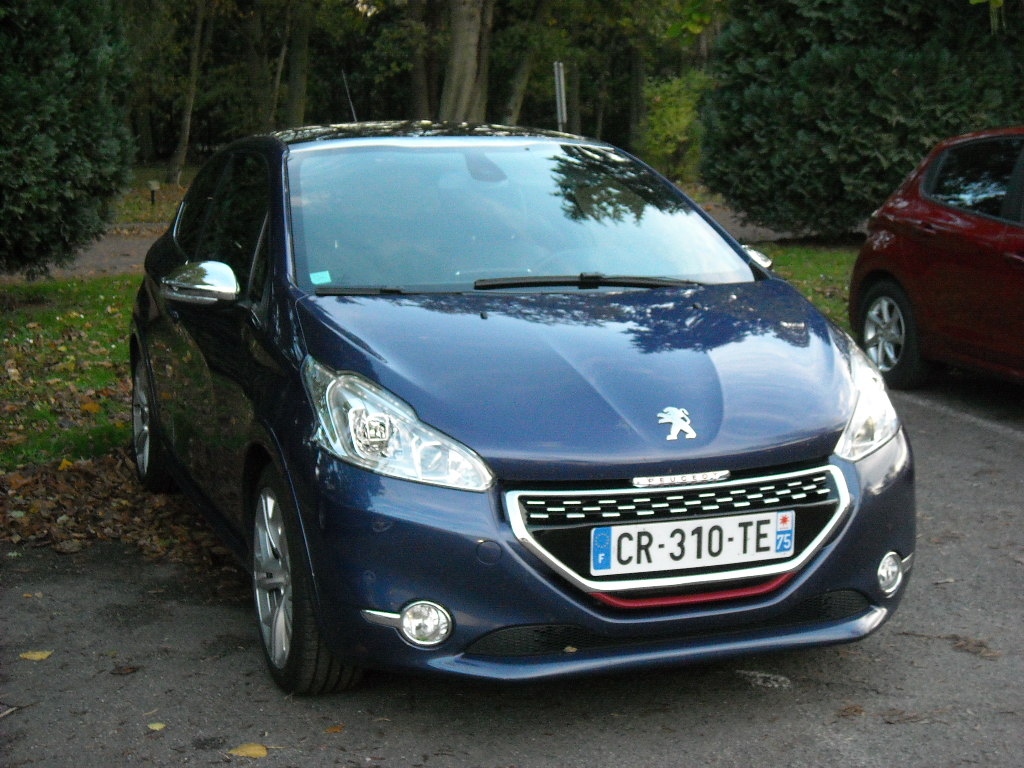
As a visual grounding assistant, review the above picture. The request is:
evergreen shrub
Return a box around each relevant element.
[0,1,132,277]
[701,0,1024,235]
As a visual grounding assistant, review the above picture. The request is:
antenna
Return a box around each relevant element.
[342,70,358,122]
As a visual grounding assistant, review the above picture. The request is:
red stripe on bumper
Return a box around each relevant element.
[591,572,795,609]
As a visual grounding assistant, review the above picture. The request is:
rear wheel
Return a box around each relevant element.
[131,358,174,492]
[859,281,931,389]
[251,466,362,694]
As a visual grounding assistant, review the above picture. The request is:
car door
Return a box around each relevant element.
[991,158,1024,374]
[169,151,274,518]
[919,136,1023,369]
[144,153,230,463]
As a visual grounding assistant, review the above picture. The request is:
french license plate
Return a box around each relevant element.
[590,511,795,576]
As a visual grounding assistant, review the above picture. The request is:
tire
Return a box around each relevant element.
[131,357,175,492]
[858,281,931,389]
[251,466,362,694]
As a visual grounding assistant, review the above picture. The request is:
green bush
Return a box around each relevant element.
[701,1,1024,235]
[0,1,133,277]
[639,71,712,184]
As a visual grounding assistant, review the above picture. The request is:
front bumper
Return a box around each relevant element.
[297,430,915,681]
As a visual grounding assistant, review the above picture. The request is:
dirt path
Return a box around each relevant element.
[52,227,163,279]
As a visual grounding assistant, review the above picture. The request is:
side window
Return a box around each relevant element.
[175,154,229,259]
[196,152,270,285]
[928,138,1023,219]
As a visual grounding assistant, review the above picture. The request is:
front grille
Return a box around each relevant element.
[464,590,872,657]
[505,464,850,593]
[518,470,837,528]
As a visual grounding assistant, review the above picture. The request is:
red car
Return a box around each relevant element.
[849,126,1024,388]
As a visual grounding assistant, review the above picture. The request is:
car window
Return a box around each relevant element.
[928,137,1024,219]
[175,154,229,260]
[197,152,270,284]
[287,141,754,292]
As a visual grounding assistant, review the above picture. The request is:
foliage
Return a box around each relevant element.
[0,276,136,469]
[701,0,1024,235]
[0,0,133,277]
[638,70,712,183]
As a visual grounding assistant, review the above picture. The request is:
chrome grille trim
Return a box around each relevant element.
[506,465,851,594]
[516,470,837,527]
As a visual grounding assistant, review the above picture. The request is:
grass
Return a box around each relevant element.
[1,276,137,470]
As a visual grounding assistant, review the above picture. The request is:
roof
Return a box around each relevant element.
[271,121,580,146]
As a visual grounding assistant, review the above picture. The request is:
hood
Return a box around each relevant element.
[297,282,854,482]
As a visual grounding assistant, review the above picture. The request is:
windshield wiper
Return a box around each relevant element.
[473,273,701,291]
[314,285,407,296]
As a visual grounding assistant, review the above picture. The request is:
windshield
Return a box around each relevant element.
[287,139,755,293]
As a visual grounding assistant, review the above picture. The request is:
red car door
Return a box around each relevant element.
[920,136,1024,374]
[992,220,1024,373]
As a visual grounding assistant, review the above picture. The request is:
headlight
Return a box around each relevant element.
[302,358,494,491]
[835,345,900,462]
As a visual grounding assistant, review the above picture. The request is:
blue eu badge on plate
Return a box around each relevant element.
[592,527,612,571]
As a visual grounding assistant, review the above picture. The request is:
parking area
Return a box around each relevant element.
[1,374,1022,768]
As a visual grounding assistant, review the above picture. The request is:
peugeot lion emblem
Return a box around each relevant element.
[658,407,697,440]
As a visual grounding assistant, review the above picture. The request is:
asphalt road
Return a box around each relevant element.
[2,369,1021,768]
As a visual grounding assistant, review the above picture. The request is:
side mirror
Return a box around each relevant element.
[160,260,240,305]
[742,245,773,270]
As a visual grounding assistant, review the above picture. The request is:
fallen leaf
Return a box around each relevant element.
[54,540,84,554]
[57,459,74,471]
[20,650,53,661]
[325,724,345,734]
[111,665,140,676]
[228,743,268,758]
[81,401,102,414]
[5,472,31,490]
[148,722,166,731]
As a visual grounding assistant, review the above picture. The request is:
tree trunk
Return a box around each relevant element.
[466,0,494,122]
[166,2,207,186]
[500,0,552,126]
[134,101,155,163]
[408,0,432,119]
[286,0,313,127]
[267,8,291,130]
[242,5,271,134]
[627,44,646,152]
[438,0,494,123]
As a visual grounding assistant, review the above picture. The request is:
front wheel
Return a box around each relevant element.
[251,466,362,694]
[131,357,174,492]
[859,281,931,389]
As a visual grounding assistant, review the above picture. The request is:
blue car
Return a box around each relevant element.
[130,122,915,693]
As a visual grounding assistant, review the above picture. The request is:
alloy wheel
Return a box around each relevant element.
[132,365,152,476]
[253,487,293,669]
[863,295,906,372]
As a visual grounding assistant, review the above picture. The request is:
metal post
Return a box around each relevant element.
[553,61,567,133]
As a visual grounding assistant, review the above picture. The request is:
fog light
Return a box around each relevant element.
[399,601,452,646]
[877,552,903,596]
